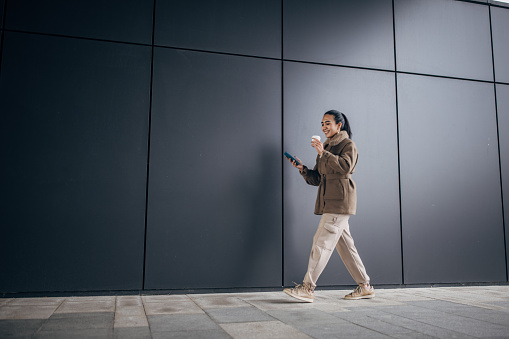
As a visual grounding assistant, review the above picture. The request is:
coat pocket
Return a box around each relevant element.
[323,179,345,200]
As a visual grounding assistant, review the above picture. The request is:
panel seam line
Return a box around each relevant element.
[142,0,157,291]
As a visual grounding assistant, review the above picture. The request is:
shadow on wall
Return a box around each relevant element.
[231,145,282,286]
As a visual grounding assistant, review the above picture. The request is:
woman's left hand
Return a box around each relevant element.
[311,139,324,155]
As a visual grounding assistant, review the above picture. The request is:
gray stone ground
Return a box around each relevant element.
[1,285,509,338]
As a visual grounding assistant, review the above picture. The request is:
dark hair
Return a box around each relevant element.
[324,110,352,139]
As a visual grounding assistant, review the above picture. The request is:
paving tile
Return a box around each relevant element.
[114,314,149,328]
[482,300,509,309]
[269,303,390,338]
[442,289,499,297]
[267,308,348,328]
[462,287,509,298]
[34,328,113,338]
[114,297,148,328]
[152,328,231,339]
[143,298,204,315]
[55,300,115,314]
[339,298,404,308]
[406,300,509,326]
[409,288,507,306]
[309,302,350,313]
[377,303,509,337]
[220,320,312,339]
[245,296,315,311]
[333,311,417,336]
[206,306,275,323]
[405,300,465,310]
[376,304,445,317]
[0,319,45,338]
[142,295,190,303]
[419,313,509,337]
[459,300,506,311]
[390,332,436,339]
[420,294,508,310]
[0,299,13,306]
[39,312,114,331]
[8,298,65,306]
[66,296,116,302]
[228,292,284,301]
[115,305,145,317]
[0,305,58,320]
[484,285,509,293]
[148,313,220,333]
[368,311,477,338]
[331,307,390,317]
[113,326,151,339]
[373,291,433,302]
[116,296,143,308]
[299,322,391,339]
[190,295,251,309]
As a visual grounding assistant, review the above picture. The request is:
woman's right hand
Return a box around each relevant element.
[288,156,304,171]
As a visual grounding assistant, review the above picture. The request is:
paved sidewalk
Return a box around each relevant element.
[1,285,509,338]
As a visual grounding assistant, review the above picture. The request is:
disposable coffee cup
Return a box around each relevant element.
[311,135,321,142]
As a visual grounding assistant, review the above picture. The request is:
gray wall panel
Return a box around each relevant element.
[395,0,493,81]
[491,6,509,83]
[0,32,151,292]
[5,0,153,44]
[284,0,394,70]
[399,74,505,284]
[284,62,401,286]
[145,49,282,289]
[496,84,509,276]
[155,0,281,58]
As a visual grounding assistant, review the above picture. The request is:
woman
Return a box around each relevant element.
[284,110,374,302]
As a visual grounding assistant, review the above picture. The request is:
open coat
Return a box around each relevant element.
[300,130,358,215]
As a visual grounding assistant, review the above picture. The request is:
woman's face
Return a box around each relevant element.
[322,114,342,139]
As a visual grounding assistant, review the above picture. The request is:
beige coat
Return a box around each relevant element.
[300,130,358,215]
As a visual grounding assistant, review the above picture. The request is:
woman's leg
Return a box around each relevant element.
[303,213,349,288]
[336,222,370,285]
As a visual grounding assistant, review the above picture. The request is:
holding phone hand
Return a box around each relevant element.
[289,156,303,170]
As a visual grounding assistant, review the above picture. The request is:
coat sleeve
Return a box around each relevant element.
[321,141,358,174]
[299,162,321,186]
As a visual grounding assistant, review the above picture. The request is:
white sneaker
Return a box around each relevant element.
[344,285,375,300]
[283,283,314,303]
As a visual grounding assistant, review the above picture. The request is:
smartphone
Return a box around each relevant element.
[284,151,300,166]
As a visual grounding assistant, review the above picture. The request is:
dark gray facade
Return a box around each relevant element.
[145,49,282,289]
[395,0,493,81]
[398,74,504,283]
[0,32,151,292]
[0,0,507,294]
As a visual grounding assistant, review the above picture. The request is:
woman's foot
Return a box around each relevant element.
[344,284,375,300]
[283,283,315,303]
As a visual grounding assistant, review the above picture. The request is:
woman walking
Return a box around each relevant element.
[284,110,374,303]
